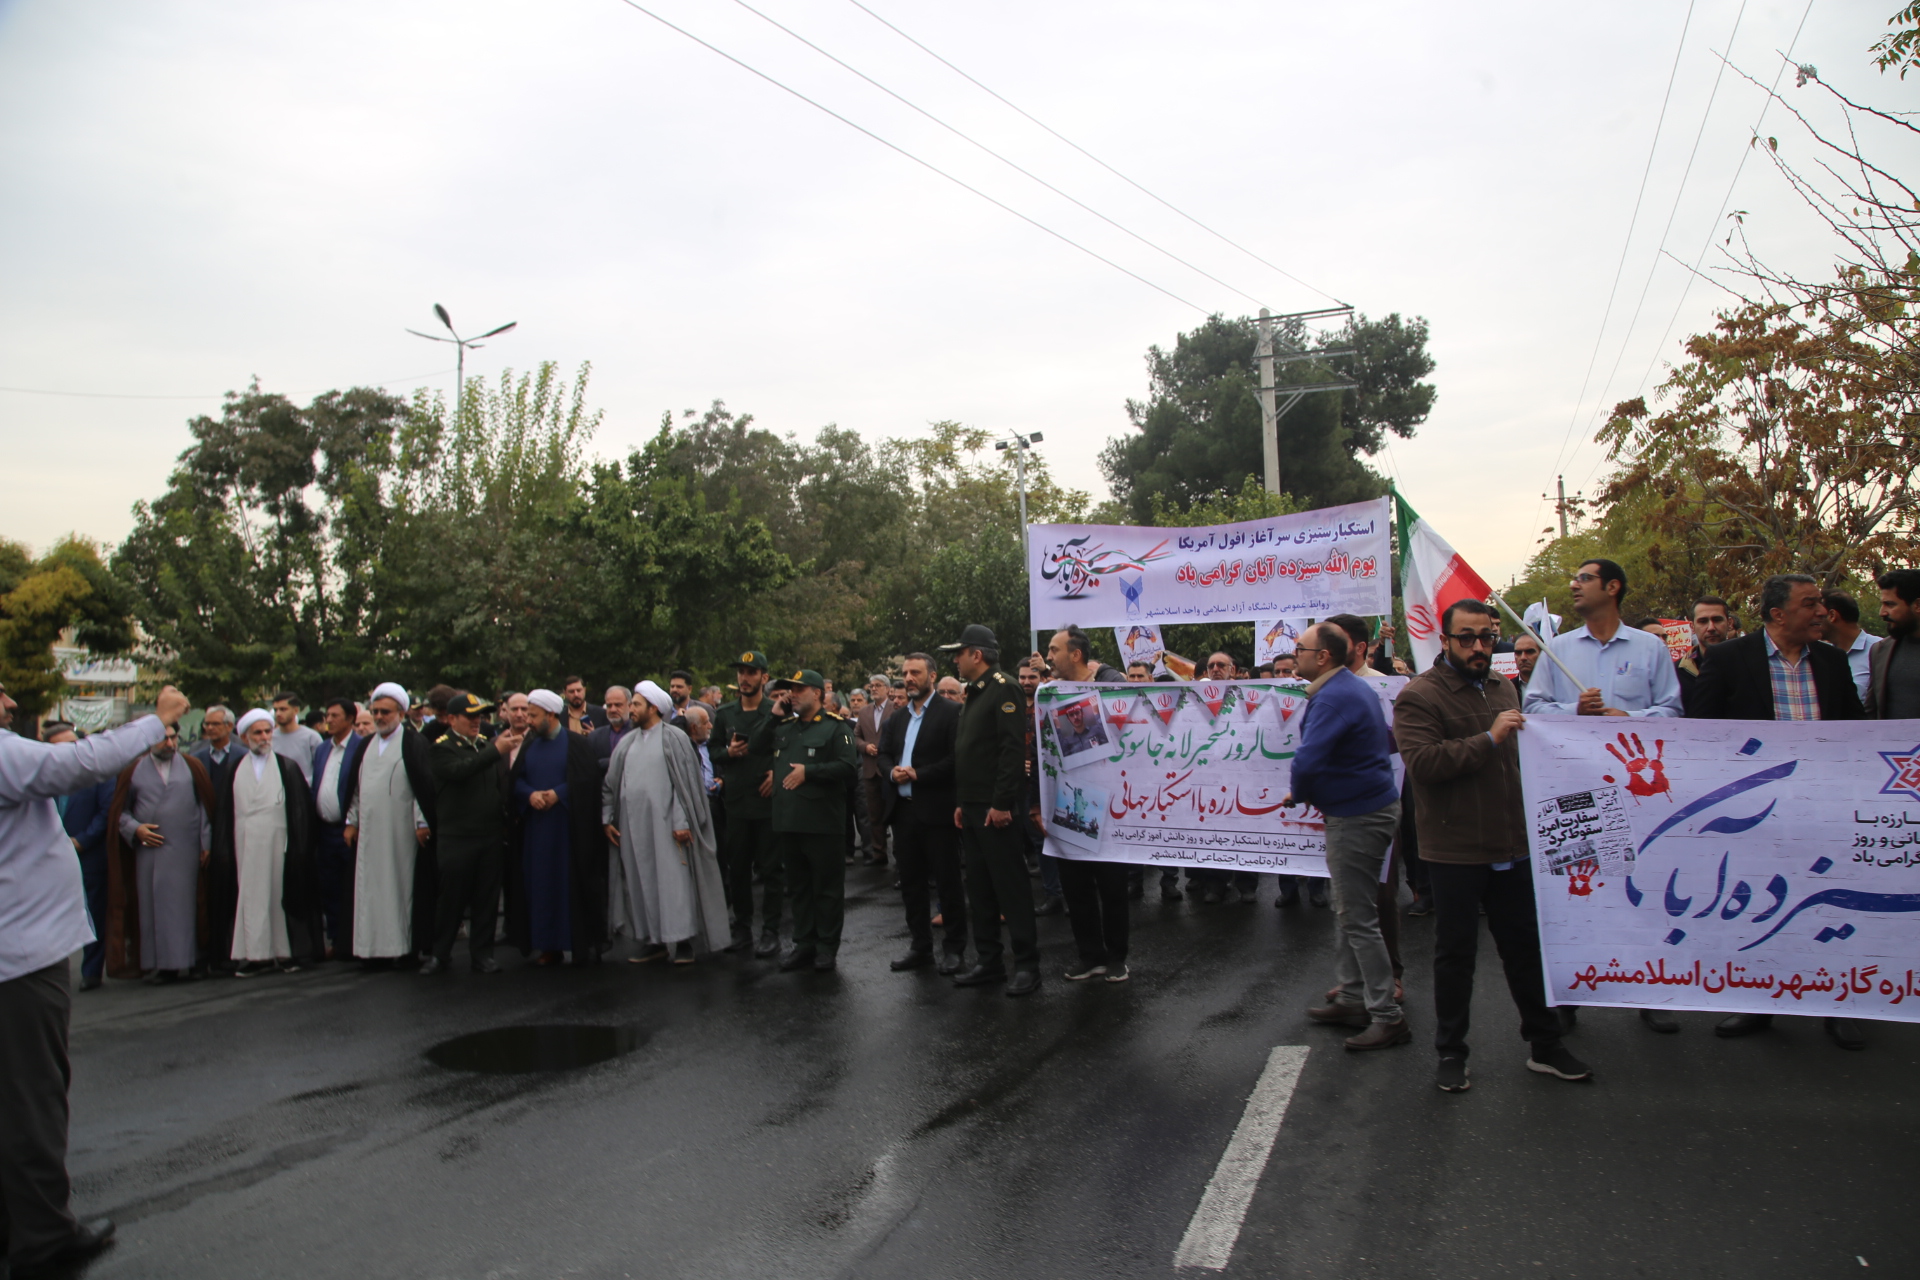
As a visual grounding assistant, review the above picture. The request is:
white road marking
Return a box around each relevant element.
[1173,1045,1310,1270]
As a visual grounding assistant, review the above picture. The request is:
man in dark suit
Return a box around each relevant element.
[853,678,892,866]
[880,652,967,973]
[47,724,115,992]
[308,698,362,960]
[187,705,240,792]
[1690,572,1867,1048]
[1866,568,1920,720]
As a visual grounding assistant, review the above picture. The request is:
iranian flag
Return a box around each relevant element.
[1396,492,1491,674]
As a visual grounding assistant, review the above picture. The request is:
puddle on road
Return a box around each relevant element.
[426,1024,645,1073]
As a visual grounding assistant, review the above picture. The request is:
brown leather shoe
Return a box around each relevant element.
[1345,1019,1413,1051]
[1307,1002,1369,1028]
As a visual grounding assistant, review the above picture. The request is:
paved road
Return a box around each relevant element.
[65,867,1917,1279]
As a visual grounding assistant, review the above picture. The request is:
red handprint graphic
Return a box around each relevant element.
[1567,860,1597,896]
[1603,732,1671,801]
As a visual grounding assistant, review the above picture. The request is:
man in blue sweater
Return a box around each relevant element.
[1283,623,1409,1050]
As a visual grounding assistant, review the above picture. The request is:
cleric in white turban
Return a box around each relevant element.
[603,679,728,963]
[342,682,437,965]
[212,706,322,973]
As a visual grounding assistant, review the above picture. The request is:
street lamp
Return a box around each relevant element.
[406,304,516,421]
[995,431,1044,653]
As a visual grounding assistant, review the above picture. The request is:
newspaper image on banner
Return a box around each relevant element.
[1520,717,1920,1023]
[1027,497,1390,629]
[1035,675,1407,876]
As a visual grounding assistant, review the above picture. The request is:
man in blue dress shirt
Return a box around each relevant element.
[1523,558,1683,720]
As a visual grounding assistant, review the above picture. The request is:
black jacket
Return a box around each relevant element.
[1687,631,1865,722]
[878,693,961,825]
[429,731,509,842]
[954,669,1027,810]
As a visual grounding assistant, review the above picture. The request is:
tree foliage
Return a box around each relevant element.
[0,539,137,718]
[1566,30,1919,621]
[1098,312,1435,523]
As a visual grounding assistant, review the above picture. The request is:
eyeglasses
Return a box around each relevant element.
[1571,572,1601,584]
[1446,632,1500,648]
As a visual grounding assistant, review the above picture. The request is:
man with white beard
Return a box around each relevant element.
[215,710,319,976]
[603,681,729,964]
[343,683,437,968]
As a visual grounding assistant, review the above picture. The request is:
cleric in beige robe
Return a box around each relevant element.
[603,681,729,963]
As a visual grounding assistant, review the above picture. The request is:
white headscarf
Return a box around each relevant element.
[371,681,410,712]
[635,680,673,718]
[235,708,274,738]
[528,688,565,715]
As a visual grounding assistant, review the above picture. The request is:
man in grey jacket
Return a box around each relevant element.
[1,681,190,1277]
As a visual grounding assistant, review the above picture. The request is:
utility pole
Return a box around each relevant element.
[1541,475,1583,542]
[1257,309,1279,495]
[406,304,517,423]
[1254,306,1359,497]
[997,430,1045,656]
[1557,475,1569,539]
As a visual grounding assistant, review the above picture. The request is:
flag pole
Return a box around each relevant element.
[1486,589,1585,689]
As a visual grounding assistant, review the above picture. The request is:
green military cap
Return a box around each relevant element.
[771,668,826,691]
[731,649,771,671]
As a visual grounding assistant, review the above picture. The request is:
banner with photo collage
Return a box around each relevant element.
[1035,675,1406,877]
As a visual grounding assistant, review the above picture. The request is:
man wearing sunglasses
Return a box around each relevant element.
[1395,602,1594,1092]
[1522,558,1682,721]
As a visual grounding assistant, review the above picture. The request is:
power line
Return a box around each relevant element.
[1537,0,1697,505]
[1574,0,1816,498]
[728,0,1272,310]
[1562,0,1750,484]
[608,0,1208,314]
[0,367,459,402]
[845,0,1346,308]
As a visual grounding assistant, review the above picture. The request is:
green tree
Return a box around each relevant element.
[1098,312,1435,522]
[114,383,411,703]
[0,538,136,720]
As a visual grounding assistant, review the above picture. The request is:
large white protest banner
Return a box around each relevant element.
[1036,675,1406,876]
[1027,497,1390,629]
[1521,717,1920,1023]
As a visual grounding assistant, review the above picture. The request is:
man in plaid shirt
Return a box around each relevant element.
[1689,572,1866,1046]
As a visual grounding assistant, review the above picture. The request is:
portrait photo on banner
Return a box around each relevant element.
[1050,695,1111,768]
[1049,776,1107,853]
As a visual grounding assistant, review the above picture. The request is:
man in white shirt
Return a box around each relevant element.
[1821,590,1878,703]
[1523,558,1683,719]
[1,680,189,1276]
[310,698,361,959]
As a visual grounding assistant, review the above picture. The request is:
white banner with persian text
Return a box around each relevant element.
[1521,717,1920,1022]
[1035,676,1406,877]
[1027,497,1390,629]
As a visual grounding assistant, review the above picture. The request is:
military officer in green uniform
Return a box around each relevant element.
[711,650,783,958]
[749,670,858,972]
[940,624,1042,996]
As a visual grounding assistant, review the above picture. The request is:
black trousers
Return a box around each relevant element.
[1060,858,1130,966]
[0,960,75,1267]
[892,798,967,956]
[959,803,1039,974]
[77,851,107,982]
[723,813,783,935]
[1427,860,1562,1059]
[779,831,845,955]
[315,822,353,954]
[433,833,504,966]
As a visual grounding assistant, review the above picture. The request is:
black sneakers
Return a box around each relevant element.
[1526,1044,1594,1081]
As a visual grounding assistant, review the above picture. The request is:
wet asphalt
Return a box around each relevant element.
[62,865,1918,1280]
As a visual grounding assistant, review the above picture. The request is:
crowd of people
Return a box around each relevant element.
[2,563,1918,1274]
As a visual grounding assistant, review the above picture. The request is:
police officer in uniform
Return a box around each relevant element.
[750,670,858,972]
[711,651,783,957]
[940,625,1042,996]
[423,692,519,975]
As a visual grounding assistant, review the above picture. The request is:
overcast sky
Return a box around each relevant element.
[0,0,1886,583]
